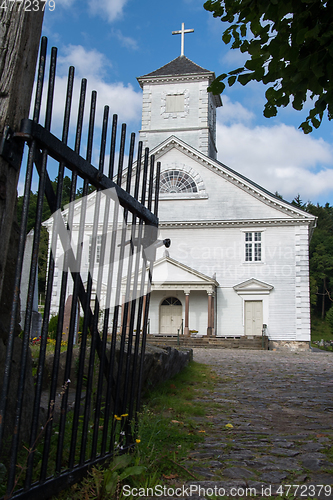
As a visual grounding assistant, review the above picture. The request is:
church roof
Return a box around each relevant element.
[137,55,213,86]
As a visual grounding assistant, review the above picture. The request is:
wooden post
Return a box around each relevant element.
[184,292,190,336]
[0,8,44,339]
[207,292,213,337]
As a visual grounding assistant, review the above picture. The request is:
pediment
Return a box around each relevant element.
[152,255,218,286]
[233,278,274,294]
[149,136,316,224]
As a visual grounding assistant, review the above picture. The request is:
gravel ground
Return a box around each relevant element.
[173,348,333,499]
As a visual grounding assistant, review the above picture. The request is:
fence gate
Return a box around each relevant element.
[0,37,165,499]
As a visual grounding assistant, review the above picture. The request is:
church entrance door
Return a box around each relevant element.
[159,297,182,335]
[245,300,263,336]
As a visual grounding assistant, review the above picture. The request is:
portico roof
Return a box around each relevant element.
[151,254,218,292]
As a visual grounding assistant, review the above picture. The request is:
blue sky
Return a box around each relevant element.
[27,0,333,206]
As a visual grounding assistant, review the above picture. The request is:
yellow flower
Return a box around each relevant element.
[136,439,141,444]
[225,423,233,429]
[121,413,128,417]
[114,415,121,421]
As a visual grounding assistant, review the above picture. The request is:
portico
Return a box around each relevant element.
[149,255,218,337]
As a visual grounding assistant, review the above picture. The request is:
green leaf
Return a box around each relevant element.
[208,80,226,94]
[299,120,313,134]
[228,67,244,76]
[118,466,145,481]
[222,31,232,44]
[110,454,132,471]
[296,28,308,45]
[263,103,278,118]
[311,116,321,129]
[240,23,247,37]
[228,75,237,86]
[103,470,118,495]
[205,0,333,133]
[292,96,304,111]
[0,463,6,483]
[238,73,253,85]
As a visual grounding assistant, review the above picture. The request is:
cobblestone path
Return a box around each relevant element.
[179,348,333,499]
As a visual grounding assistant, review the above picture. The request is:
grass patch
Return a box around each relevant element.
[51,361,217,499]
[311,315,333,350]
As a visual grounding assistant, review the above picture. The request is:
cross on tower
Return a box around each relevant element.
[172,22,194,57]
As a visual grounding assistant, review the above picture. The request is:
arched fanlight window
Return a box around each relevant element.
[160,170,197,193]
[161,297,182,306]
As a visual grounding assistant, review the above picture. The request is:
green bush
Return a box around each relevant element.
[48,314,59,339]
[325,306,333,335]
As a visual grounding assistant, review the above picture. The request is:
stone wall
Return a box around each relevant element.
[41,343,192,393]
[142,344,193,393]
[268,340,310,351]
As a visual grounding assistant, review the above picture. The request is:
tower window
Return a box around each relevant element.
[165,94,185,113]
[160,170,197,193]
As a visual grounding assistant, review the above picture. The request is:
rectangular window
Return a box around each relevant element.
[245,232,262,262]
[166,94,184,113]
[89,235,102,264]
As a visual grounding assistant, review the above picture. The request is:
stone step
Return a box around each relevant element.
[146,335,268,350]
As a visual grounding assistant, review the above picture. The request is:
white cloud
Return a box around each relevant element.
[112,29,138,50]
[88,0,129,23]
[220,95,255,125]
[216,117,333,202]
[58,45,111,79]
[33,45,142,157]
[221,49,248,68]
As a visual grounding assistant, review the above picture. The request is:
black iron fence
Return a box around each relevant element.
[0,37,163,499]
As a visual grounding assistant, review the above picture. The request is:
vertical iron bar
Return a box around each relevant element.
[78,90,100,465]
[89,106,110,459]
[25,64,75,489]
[109,132,137,452]
[127,144,143,425]
[120,134,139,421]
[100,192,121,456]
[114,148,148,441]
[116,124,126,186]
[134,150,153,430]
[108,114,117,180]
[69,102,108,465]
[141,148,149,206]
[154,162,161,217]
[0,36,47,455]
[134,142,143,202]
[40,79,87,482]
[7,44,57,495]
[147,155,155,212]
[58,89,97,471]
[125,133,135,195]
[53,86,92,475]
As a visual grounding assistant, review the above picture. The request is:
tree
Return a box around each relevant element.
[16,177,96,298]
[307,203,333,318]
[204,0,333,133]
[0,8,43,341]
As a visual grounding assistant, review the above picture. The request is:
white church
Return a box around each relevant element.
[45,25,316,350]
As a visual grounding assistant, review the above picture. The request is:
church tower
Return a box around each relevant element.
[137,25,222,159]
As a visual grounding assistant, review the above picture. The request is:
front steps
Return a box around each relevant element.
[146,334,269,350]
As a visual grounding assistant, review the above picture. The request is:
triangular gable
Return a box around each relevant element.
[152,255,219,285]
[148,136,316,224]
[233,278,274,294]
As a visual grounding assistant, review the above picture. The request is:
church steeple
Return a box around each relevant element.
[137,36,222,159]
